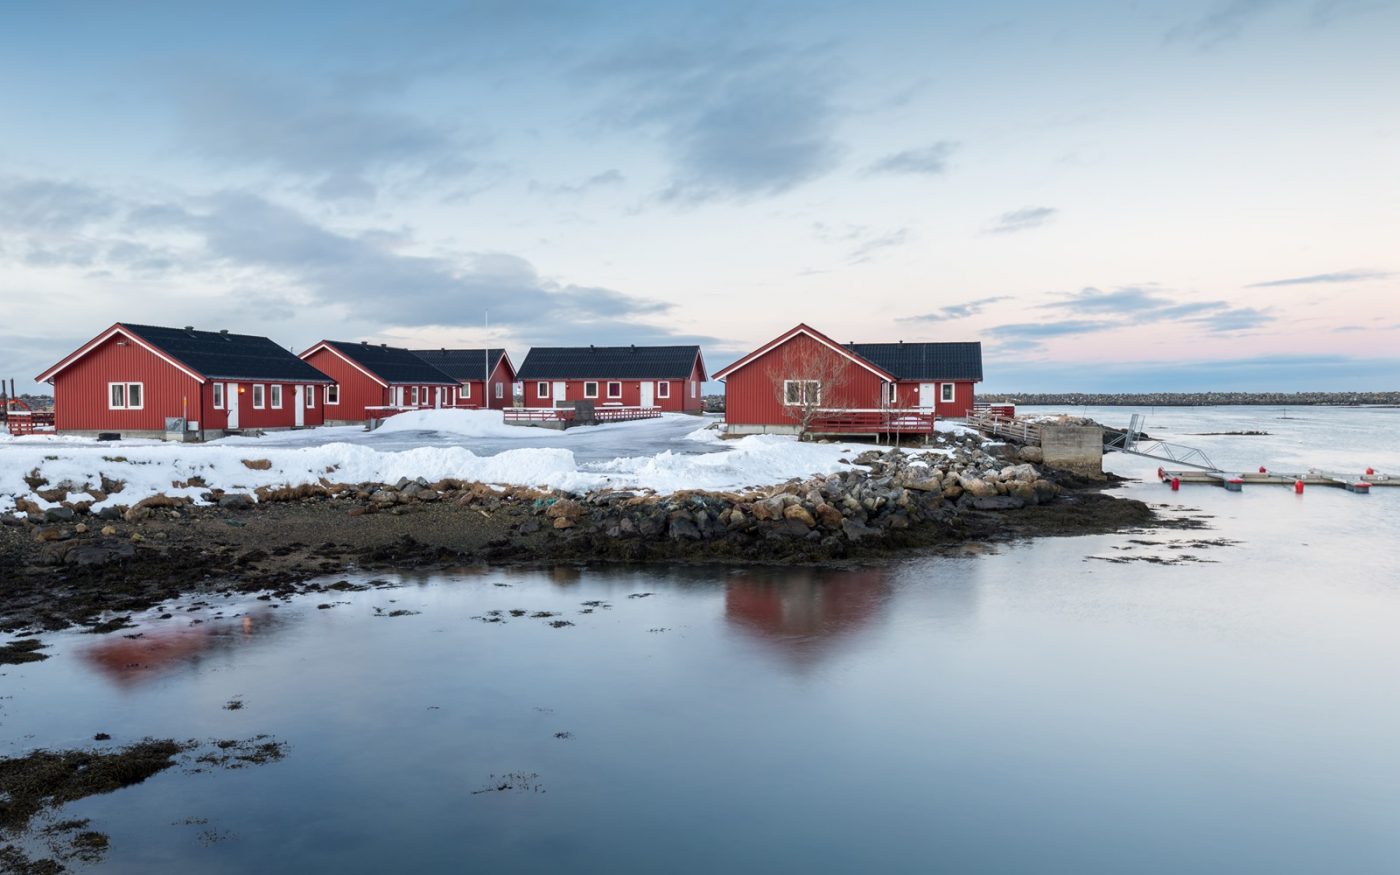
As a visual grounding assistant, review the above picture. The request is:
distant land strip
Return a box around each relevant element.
[980,392,1400,407]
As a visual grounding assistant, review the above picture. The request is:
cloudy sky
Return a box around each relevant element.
[3,0,1398,393]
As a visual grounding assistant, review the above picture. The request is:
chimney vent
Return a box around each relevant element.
[219,329,229,335]
[184,325,194,332]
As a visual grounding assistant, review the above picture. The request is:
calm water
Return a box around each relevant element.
[3,407,1398,873]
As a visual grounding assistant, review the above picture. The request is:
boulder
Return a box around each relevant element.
[1017,445,1044,463]
[782,504,816,528]
[218,493,256,511]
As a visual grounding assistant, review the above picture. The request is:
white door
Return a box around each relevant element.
[640,381,654,408]
[294,386,305,426]
[228,383,240,428]
[435,387,442,409]
[918,383,935,410]
[552,381,567,407]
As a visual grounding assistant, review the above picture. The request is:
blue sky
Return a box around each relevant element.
[2,0,1398,393]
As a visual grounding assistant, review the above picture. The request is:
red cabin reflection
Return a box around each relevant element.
[83,612,272,688]
[725,568,889,668]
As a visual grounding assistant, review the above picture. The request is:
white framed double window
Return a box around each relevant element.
[108,382,144,410]
[782,380,820,406]
[212,382,224,409]
[657,381,670,399]
[306,386,315,408]
[270,384,283,409]
[459,383,471,399]
[537,382,550,399]
[607,381,622,399]
[326,385,340,405]
[941,383,955,403]
[584,381,599,399]
[252,384,266,409]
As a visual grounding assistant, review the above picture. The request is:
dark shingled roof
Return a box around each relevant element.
[517,345,703,380]
[123,324,332,383]
[321,341,458,385]
[409,348,509,381]
[845,342,983,382]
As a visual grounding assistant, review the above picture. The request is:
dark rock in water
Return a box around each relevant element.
[218,493,255,511]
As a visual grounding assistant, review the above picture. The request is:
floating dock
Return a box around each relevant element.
[1158,466,1394,494]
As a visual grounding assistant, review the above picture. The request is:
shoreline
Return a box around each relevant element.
[0,470,1160,635]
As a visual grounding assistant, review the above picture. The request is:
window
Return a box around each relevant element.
[691,380,697,398]
[306,386,315,408]
[657,381,670,399]
[607,381,622,399]
[495,382,503,399]
[326,385,340,405]
[252,384,265,409]
[538,382,549,399]
[459,383,471,399]
[782,380,820,406]
[886,383,897,405]
[584,381,599,398]
[270,384,283,409]
[941,383,955,403]
[212,382,224,409]
[107,382,144,410]
[411,386,420,406]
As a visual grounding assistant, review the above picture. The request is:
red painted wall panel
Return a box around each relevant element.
[889,380,976,418]
[443,358,517,409]
[302,348,390,422]
[722,333,886,427]
[51,332,204,432]
[522,377,696,412]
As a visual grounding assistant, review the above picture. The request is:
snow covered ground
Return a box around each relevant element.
[1,410,967,515]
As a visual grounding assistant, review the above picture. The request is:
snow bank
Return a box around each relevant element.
[373,408,566,440]
[0,430,862,515]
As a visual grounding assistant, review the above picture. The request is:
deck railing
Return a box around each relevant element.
[965,412,1040,443]
[807,409,937,435]
[5,411,56,436]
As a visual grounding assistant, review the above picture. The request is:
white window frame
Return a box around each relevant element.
[107,381,144,410]
[459,383,471,399]
[887,383,898,405]
[252,384,266,409]
[941,383,955,403]
[537,382,550,399]
[411,386,420,406]
[270,384,283,409]
[691,380,697,398]
[326,385,340,405]
[782,379,820,406]
[306,385,315,409]
[607,381,622,399]
[584,381,599,399]
[212,382,224,409]
[495,381,503,399]
[657,381,670,399]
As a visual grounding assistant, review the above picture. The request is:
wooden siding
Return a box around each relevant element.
[302,347,390,422]
[444,356,516,409]
[889,380,976,418]
[52,330,204,432]
[722,332,887,426]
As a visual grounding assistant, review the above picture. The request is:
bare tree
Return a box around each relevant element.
[772,342,851,440]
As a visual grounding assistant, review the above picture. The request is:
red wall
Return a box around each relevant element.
[444,358,516,409]
[52,331,205,432]
[50,331,326,433]
[522,374,701,412]
[889,380,976,418]
[199,380,327,431]
[302,348,391,422]
[722,333,886,427]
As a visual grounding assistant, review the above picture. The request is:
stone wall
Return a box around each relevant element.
[1040,425,1104,476]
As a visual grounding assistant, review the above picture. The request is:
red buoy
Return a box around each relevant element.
[1171,477,1180,491]
[1258,466,1267,474]
[1366,467,1375,476]
[1294,480,1304,494]
[1157,466,1165,480]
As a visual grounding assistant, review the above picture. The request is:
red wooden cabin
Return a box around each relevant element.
[35,323,333,440]
[410,348,517,409]
[712,323,983,436]
[299,341,460,424]
[516,345,707,413]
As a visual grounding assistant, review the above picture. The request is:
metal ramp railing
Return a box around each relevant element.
[1104,413,1217,470]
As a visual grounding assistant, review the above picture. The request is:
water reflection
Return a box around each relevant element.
[725,567,890,669]
[82,609,287,688]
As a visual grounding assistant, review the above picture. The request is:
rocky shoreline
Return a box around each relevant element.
[1,432,1161,634]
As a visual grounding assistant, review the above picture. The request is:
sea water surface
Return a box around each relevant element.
[2,406,1398,873]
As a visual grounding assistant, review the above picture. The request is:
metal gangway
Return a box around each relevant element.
[1103,413,1217,470]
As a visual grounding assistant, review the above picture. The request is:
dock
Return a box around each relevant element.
[1158,467,1393,494]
